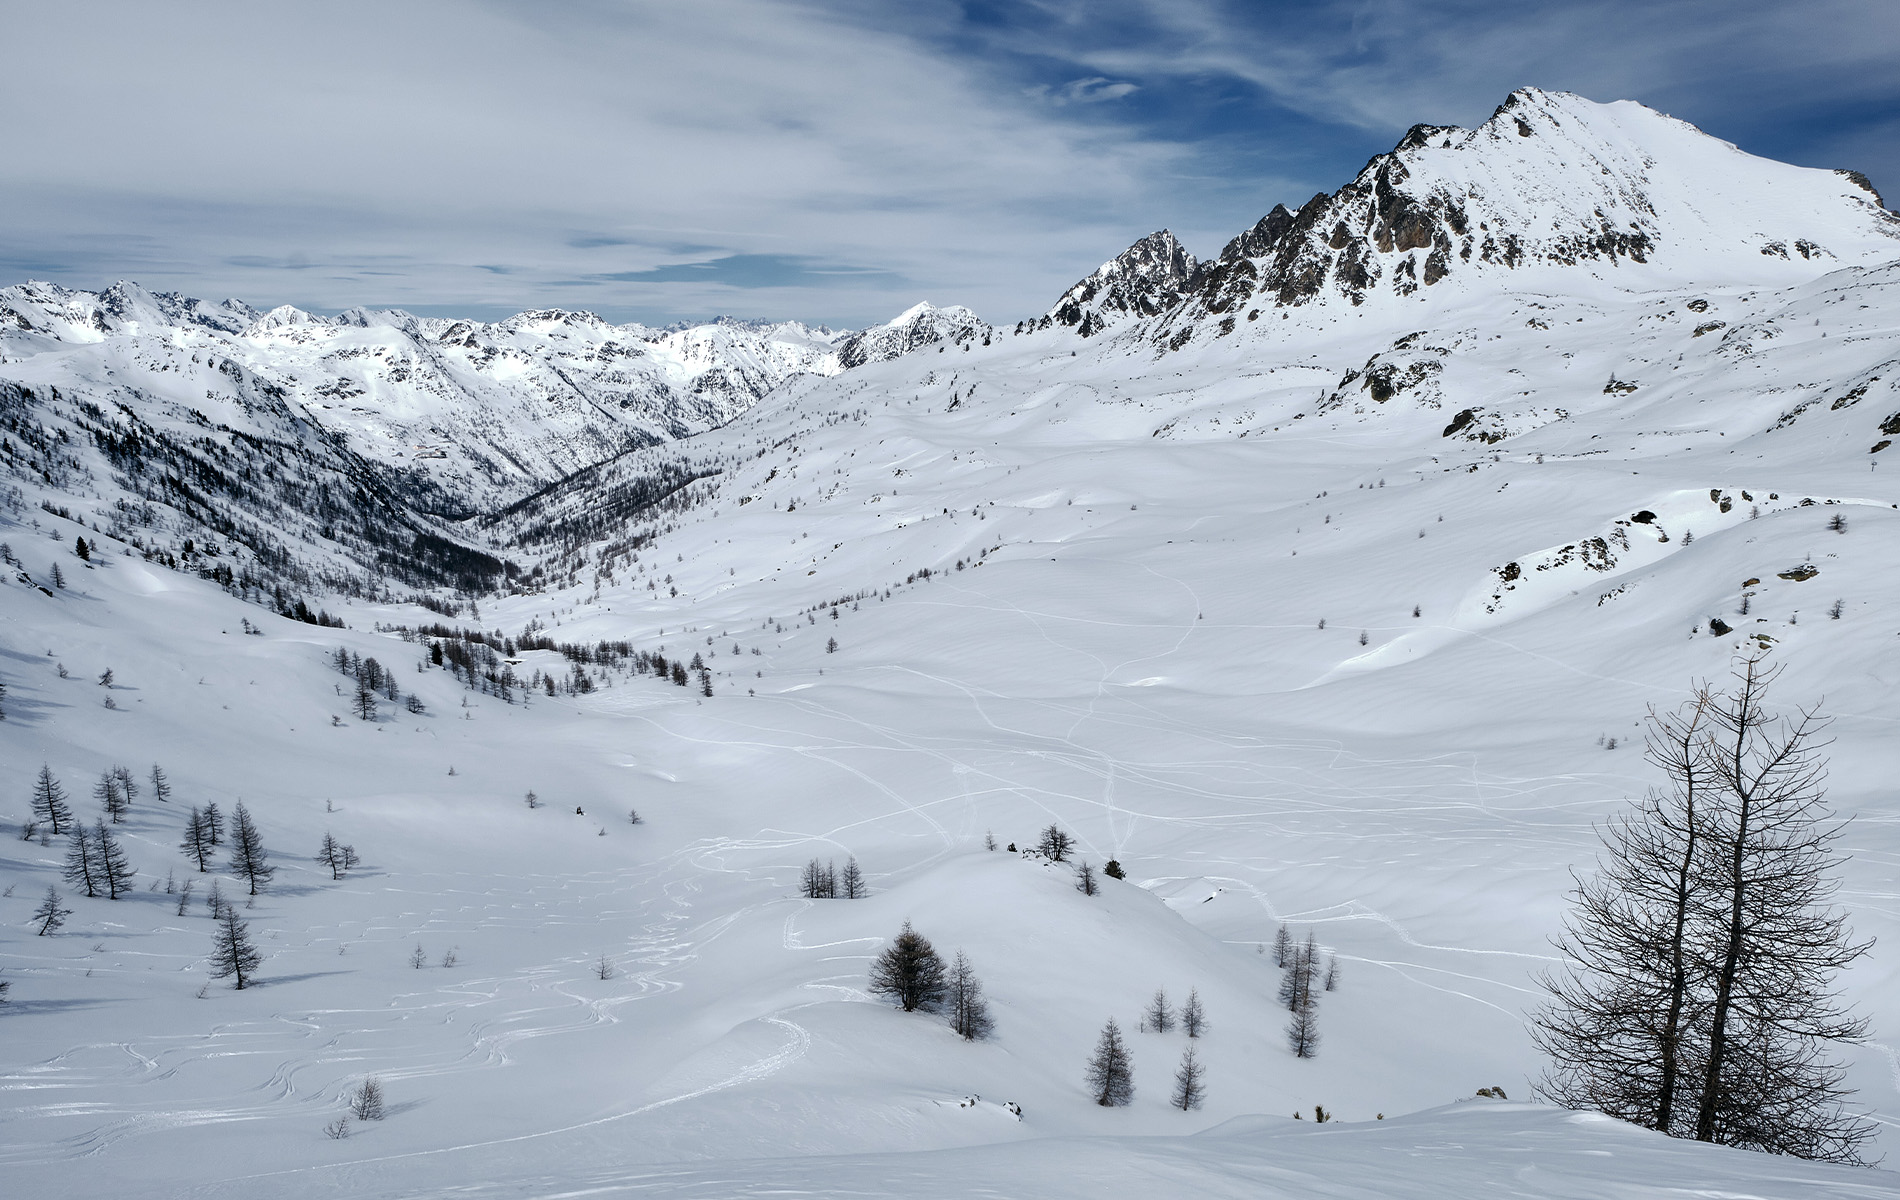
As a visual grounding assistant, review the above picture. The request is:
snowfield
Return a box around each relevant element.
[3,89,1900,1198]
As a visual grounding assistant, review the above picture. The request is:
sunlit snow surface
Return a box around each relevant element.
[7,113,1900,1198]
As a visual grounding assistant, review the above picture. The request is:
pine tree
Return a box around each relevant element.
[63,827,102,898]
[181,806,215,871]
[207,907,262,989]
[1084,1018,1135,1106]
[1273,922,1292,967]
[206,878,225,920]
[1286,994,1320,1058]
[1181,987,1207,1038]
[94,820,135,899]
[801,857,832,899]
[1277,936,1319,1012]
[95,770,128,823]
[353,674,378,721]
[1534,656,1876,1162]
[32,766,73,836]
[203,801,223,846]
[148,763,172,803]
[945,950,995,1041]
[32,885,71,935]
[112,765,139,805]
[227,802,274,895]
[1145,987,1173,1033]
[349,1077,385,1120]
[867,920,947,1012]
[1074,860,1098,895]
[842,856,866,899]
[1037,824,1074,862]
[1171,1044,1206,1110]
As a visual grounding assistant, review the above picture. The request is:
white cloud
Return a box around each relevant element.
[1029,77,1142,106]
[0,0,1189,324]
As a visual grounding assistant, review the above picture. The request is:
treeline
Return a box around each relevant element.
[379,621,713,700]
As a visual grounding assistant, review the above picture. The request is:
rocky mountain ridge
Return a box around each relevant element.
[1035,88,1900,344]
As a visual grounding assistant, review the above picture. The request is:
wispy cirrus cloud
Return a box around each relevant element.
[1028,77,1141,106]
[594,254,907,290]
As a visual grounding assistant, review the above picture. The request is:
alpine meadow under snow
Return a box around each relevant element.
[3,88,1900,1199]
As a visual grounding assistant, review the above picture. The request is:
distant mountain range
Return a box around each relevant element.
[0,86,1892,604]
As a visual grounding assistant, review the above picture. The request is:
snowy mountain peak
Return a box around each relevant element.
[837,301,992,368]
[1043,88,1900,347]
[1042,229,1200,336]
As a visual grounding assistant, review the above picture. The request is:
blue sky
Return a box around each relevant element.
[0,0,1893,327]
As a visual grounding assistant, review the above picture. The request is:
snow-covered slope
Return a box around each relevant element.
[4,87,1900,1200]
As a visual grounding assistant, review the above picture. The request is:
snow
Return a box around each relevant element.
[4,90,1900,1200]
[0,286,854,510]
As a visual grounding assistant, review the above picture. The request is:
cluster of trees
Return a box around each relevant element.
[1080,1017,1205,1111]
[1533,657,1876,1163]
[63,819,137,899]
[867,922,993,1040]
[332,648,424,719]
[386,619,725,702]
[801,856,866,899]
[1088,988,1210,1111]
[1275,927,1332,1058]
[326,1076,388,1138]
[866,922,1211,1112]
[1139,986,1206,1038]
[27,763,172,843]
[317,832,361,880]
[23,762,376,993]
[92,765,147,823]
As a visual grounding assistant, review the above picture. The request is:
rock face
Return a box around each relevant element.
[1034,88,1900,344]
[837,302,993,368]
[1040,230,1199,337]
